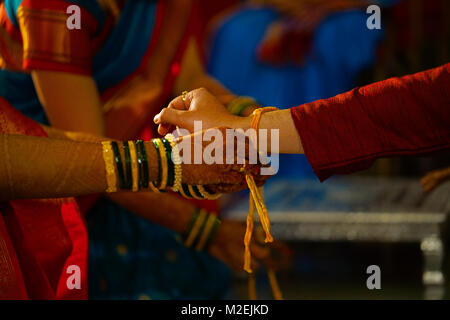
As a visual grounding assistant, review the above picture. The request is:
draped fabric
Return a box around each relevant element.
[0,0,228,299]
[0,97,88,299]
[290,63,450,181]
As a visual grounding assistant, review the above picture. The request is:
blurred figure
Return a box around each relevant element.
[206,0,397,179]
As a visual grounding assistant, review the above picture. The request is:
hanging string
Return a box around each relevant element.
[243,107,283,300]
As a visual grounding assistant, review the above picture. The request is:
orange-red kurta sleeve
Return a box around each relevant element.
[290,63,450,181]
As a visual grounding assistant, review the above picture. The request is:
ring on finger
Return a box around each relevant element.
[182,91,189,101]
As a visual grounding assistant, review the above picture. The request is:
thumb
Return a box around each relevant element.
[154,107,185,127]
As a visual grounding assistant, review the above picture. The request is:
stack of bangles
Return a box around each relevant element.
[101,134,221,200]
[226,96,261,116]
[183,208,221,251]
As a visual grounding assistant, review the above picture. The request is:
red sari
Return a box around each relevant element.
[0,97,88,299]
[290,63,450,181]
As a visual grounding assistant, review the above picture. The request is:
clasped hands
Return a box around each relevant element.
[158,88,271,194]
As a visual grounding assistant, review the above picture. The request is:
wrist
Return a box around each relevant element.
[227,115,251,130]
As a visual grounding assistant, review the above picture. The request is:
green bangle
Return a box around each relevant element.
[111,141,125,190]
[204,217,221,250]
[162,138,174,187]
[122,141,132,190]
[136,140,149,189]
[152,139,162,187]
[234,101,257,116]
[183,208,200,241]
[227,97,259,116]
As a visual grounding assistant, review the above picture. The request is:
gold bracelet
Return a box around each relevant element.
[156,139,168,190]
[148,182,160,193]
[195,214,217,251]
[178,185,192,199]
[128,141,139,192]
[197,185,222,200]
[184,209,208,248]
[101,141,118,193]
[188,185,204,200]
[165,134,182,192]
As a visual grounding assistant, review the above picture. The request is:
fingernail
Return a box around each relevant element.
[153,115,160,123]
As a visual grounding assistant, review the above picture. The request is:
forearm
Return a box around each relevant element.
[0,134,160,201]
[107,192,195,234]
[289,63,450,181]
[45,121,195,234]
[0,134,107,200]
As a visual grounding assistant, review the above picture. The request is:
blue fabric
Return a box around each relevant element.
[88,198,230,300]
[207,7,384,180]
[4,0,22,27]
[0,0,230,300]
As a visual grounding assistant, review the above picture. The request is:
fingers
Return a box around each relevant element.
[169,95,189,111]
[154,107,186,133]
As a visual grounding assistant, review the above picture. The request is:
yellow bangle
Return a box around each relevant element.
[197,185,222,200]
[148,182,160,193]
[195,214,217,251]
[101,141,118,193]
[165,134,182,192]
[128,141,139,192]
[156,139,168,190]
[184,209,208,248]
[188,185,203,200]
[178,185,192,199]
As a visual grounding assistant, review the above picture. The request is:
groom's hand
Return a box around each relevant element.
[154,88,249,135]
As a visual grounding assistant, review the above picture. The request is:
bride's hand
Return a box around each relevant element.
[208,219,292,272]
[154,88,249,135]
[177,127,269,193]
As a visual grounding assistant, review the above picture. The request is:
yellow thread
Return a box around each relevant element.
[244,106,281,300]
[246,175,273,243]
[267,269,283,300]
[243,194,255,273]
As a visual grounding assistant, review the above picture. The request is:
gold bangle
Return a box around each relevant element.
[165,134,182,192]
[156,139,168,190]
[128,141,139,192]
[188,185,204,200]
[101,141,118,193]
[178,185,192,199]
[184,209,208,248]
[195,214,217,251]
[197,185,222,200]
[148,182,160,193]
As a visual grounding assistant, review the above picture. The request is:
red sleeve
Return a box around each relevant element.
[290,63,450,181]
[17,0,98,75]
